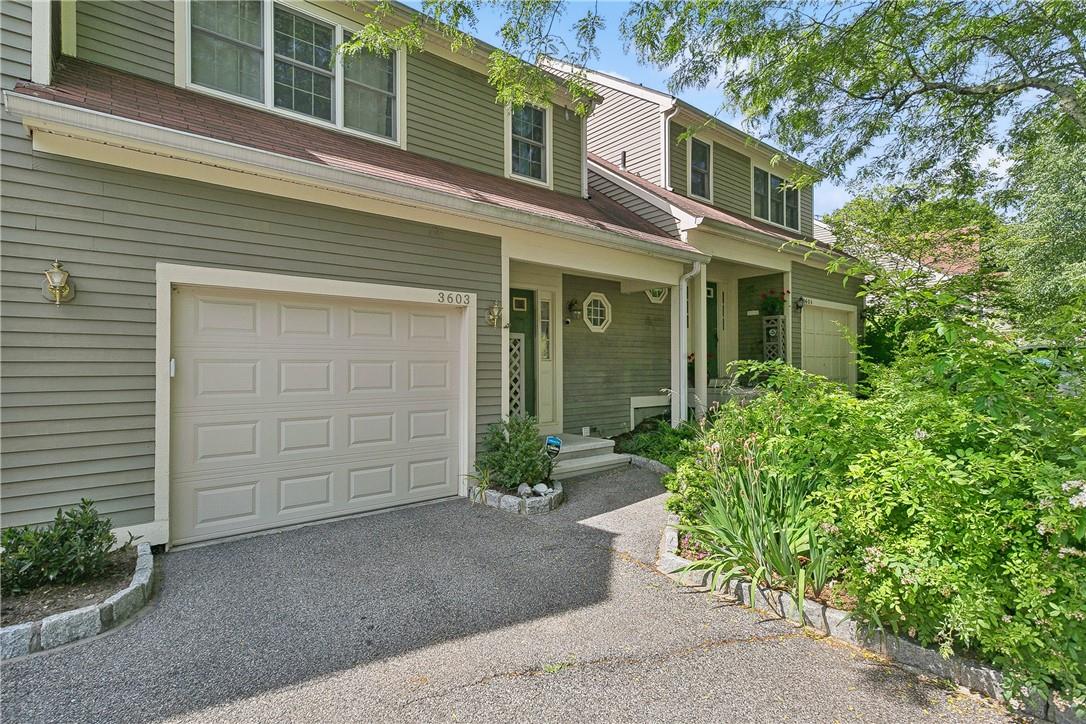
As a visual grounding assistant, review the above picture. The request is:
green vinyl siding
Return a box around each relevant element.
[800,186,814,238]
[76,0,174,84]
[0,116,502,530]
[669,121,687,197]
[790,261,863,364]
[737,273,785,362]
[1,0,31,90]
[562,275,671,437]
[406,50,504,177]
[712,143,751,217]
[552,104,584,196]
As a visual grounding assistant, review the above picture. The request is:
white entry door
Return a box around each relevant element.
[801,304,856,385]
[170,286,462,544]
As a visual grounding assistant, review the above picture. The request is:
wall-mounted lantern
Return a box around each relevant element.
[486,300,504,327]
[567,297,582,320]
[42,260,75,305]
[793,296,808,311]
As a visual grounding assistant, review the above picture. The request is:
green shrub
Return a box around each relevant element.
[613,417,696,470]
[1,499,124,595]
[474,415,552,492]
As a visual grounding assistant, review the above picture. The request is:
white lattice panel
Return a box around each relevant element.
[509,333,525,417]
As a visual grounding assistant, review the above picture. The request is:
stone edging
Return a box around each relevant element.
[636,455,1082,723]
[467,482,565,515]
[0,542,155,660]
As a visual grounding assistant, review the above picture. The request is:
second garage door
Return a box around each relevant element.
[170,286,463,545]
[801,304,856,386]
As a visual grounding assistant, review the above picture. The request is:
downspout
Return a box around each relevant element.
[660,100,679,190]
[677,260,702,421]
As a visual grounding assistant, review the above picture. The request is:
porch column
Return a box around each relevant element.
[670,283,684,426]
[692,264,708,418]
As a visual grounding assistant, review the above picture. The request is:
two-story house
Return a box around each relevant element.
[0,1,858,549]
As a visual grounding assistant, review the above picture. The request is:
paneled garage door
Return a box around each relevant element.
[170,286,462,545]
[801,305,856,385]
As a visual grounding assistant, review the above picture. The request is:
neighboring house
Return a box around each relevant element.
[543,62,864,410]
[0,1,857,548]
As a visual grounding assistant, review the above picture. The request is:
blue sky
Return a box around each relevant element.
[424,0,854,216]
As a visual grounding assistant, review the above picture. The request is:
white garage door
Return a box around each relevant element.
[170,286,462,545]
[802,305,855,385]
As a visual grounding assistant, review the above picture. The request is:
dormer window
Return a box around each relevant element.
[689,138,711,200]
[753,167,800,231]
[505,103,553,188]
[184,0,404,146]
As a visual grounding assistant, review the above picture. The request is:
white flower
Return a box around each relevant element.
[913,428,929,441]
[1070,491,1086,509]
[1037,522,1048,535]
[1062,479,1085,492]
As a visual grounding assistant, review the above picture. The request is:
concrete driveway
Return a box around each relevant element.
[1,468,1008,723]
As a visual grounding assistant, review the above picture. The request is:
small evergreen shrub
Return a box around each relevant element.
[474,415,552,492]
[1,499,124,595]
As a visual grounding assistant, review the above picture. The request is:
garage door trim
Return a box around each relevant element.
[151,263,477,547]
[799,297,858,387]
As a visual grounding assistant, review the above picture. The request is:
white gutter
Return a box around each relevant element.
[677,260,702,419]
[4,91,706,264]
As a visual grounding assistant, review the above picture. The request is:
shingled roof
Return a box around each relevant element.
[11,57,700,257]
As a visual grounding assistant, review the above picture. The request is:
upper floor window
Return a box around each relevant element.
[689,138,711,200]
[753,167,800,231]
[186,0,403,146]
[510,105,547,183]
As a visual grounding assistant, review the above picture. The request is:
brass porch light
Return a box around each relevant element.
[42,260,75,305]
[486,300,504,327]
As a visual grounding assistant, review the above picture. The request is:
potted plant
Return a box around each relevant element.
[759,288,790,316]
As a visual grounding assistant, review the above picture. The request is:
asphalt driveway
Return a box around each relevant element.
[1,467,1008,723]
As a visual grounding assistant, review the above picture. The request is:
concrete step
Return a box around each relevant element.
[551,452,631,481]
[551,435,616,461]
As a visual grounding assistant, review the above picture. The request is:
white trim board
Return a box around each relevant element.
[151,263,478,547]
[30,0,51,85]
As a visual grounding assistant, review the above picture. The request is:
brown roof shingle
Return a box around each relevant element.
[12,57,700,257]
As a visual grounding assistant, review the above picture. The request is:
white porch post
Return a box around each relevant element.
[670,283,684,426]
[692,264,708,418]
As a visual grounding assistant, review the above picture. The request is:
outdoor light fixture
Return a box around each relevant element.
[486,300,504,327]
[794,296,808,311]
[567,298,582,320]
[42,260,75,305]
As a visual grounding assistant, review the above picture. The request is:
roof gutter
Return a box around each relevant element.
[676,260,702,422]
[4,91,704,263]
[660,100,680,191]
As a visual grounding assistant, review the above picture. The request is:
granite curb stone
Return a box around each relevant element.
[468,482,565,516]
[646,463,1079,722]
[0,542,154,660]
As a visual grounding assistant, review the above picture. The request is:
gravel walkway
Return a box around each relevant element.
[1,467,1009,723]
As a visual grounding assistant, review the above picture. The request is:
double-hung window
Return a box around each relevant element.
[753,167,800,231]
[187,0,401,144]
[510,105,547,183]
[689,138,711,200]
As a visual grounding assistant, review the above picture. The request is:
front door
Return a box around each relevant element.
[509,288,536,417]
[706,282,719,378]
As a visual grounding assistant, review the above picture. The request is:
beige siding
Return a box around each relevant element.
[0,118,502,530]
[712,142,751,217]
[1,0,31,90]
[585,83,662,184]
[587,170,679,237]
[76,0,173,83]
[790,261,863,363]
[562,275,671,437]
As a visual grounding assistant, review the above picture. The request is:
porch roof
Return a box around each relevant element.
[10,57,702,260]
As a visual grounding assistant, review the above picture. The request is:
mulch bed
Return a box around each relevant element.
[1,548,137,627]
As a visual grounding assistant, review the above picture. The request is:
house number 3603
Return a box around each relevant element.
[437,292,469,305]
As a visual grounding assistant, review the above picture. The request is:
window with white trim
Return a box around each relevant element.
[689,138,711,200]
[583,292,612,333]
[510,105,547,182]
[188,0,401,143]
[753,167,800,231]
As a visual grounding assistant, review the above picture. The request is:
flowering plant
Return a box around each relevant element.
[759,288,790,316]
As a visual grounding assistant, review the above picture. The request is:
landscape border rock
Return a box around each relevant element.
[646,462,1083,723]
[467,482,565,515]
[1,542,155,660]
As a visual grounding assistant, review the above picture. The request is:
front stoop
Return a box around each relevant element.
[550,434,630,480]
